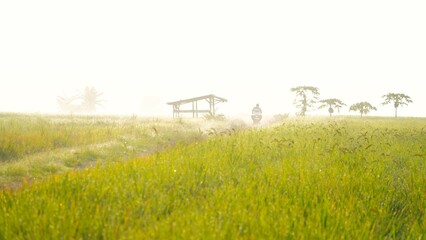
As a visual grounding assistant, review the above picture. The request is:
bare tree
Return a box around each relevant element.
[382,93,412,118]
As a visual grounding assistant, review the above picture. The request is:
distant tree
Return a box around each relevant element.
[318,98,346,117]
[349,102,377,118]
[382,93,412,118]
[57,87,103,114]
[80,87,103,113]
[57,94,82,114]
[290,86,320,116]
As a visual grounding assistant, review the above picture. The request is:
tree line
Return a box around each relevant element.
[56,86,413,118]
[291,86,412,118]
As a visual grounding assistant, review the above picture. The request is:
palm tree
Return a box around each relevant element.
[349,102,377,118]
[382,93,412,118]
[57,94,81,114]
[80,87,103,113]
[318,98,346,117]
[290,86,320,116]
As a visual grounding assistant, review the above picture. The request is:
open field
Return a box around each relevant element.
[0,113,246,188]
[1,115,425,239]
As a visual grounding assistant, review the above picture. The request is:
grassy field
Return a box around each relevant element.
[1,115,425,239]
[0,113,245,188]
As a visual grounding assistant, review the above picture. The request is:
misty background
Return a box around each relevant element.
[1,1,425,118]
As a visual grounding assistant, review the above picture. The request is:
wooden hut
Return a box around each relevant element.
[167,94,227,118]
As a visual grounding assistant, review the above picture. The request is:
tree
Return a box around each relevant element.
[57,94,82,114]
[349,102,377,118]
[80,87,103,113]
[57,87,103,114]
[318,98,346,117]
[290,86,320,116]
[382,93,412,118]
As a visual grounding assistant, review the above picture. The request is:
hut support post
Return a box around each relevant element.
[196,101,198,118]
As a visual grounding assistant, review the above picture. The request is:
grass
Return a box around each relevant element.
[0,116,425,239]
[0,113,246,188]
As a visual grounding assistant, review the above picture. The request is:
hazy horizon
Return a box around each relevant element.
[1,1,425,118]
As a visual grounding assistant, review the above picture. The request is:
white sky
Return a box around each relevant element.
[1,1,425,118]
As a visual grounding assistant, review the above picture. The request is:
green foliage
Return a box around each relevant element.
[0,114,123,162]
[318,98,346,116]
[1,118,425,239]
[290,86,320,116]
[0,114,206,187]
[382,93,413,118]
[349,102,377,117]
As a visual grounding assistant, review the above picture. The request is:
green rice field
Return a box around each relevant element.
[1,114,425,239]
